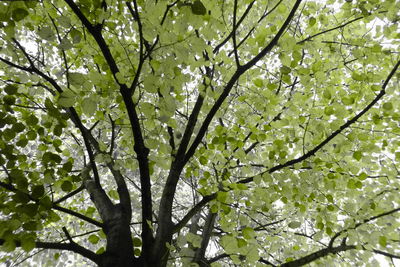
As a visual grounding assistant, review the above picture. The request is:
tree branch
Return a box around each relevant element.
[329,206,400,248]
[108,114,116,155]
[64,0,153,252]
[126,1,145,94]
[176,93,205,162]
[51,205,103,228]
[267,59,400,173]
[227,0,284,57]
[242,0,302,70]
[192,210,217,264]
[184,0,302,166]
[175,59,400,235]
[371,249,400,260]
[238,58,400,184]
[168,2,303,243]
[7,39,102,186]
[232,0,241,67]
[54,183,85,204]
[0,238,100,265]
[279,243,356,267]
[174,193,216,233]
[64,0,119,78]
[213,0,255,53]
[298,16,363,44]
[120,87,154,255]
[0,180,103,227]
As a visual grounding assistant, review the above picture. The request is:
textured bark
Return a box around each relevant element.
[99,207,135,267]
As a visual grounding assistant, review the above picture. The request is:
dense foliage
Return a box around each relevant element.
[0,0,399,266]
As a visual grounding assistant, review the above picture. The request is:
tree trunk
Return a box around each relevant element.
[99,209,135,267]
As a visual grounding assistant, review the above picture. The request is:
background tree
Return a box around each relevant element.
[0,0,399,266]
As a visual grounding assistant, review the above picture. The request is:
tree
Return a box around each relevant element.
[0,0,399,266]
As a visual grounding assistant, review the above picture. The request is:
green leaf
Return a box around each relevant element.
[48,211,61,222]
[308,17,316,27]
[347,179,357,190]
[134,248,141,257]
[31,185,45,199]
[3,95,16,105]
[267,83,277,90]
[70,29,82,43]
[326,227,333,236]
[16,137,28,147]
[217,191,228,203]
[62,161,73,172]
[82,97,97,116]
[199,156,208,165]
[42,152,62,164]
[24,1,38,8]
[22,221,37,231]
[379,236,387,247]
[382,102,393,110]
[191,0,206,15]
[2,240,16,252]
[242,227,255,240]
[210,204,218,213]
[288,221,301,229]
[4,84,18,95]
[115,72,126,84]
[96,247,105,254]
[53,124,63,136]
[3,128,16,141]
[133,237,142,247]
[286,257,294,263]
[327,205,335,211]
[39,196,53,210]
[38,27,54,41]
[59,38,73,50]
[69,73,86,87]
[236,184,248,190]
[23,205,39,218]
[12,122,25,133]
[26,115,39,126]
[280,65,291,74]
[352,151,362,161]
[57,16,71,27]
[371,85,381,91]
[26,130,37,140]
[396,152,400,162]
[323,89,331,99]
[58,91,76,107]
[61,181,73,192]
[108,189,119,200]
[324,106,334,116]
[358,172,368,180]
[12,8,29,22]
[342,96,354,105]
[88,234,100,244]
[10,169,24,180]
[351,72,364,81]
[371,44,382,53]
[253,78,263,88]
[13,191,29,204]
[237,238,247,248]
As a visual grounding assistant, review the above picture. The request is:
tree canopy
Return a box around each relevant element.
[0,0,399,266]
